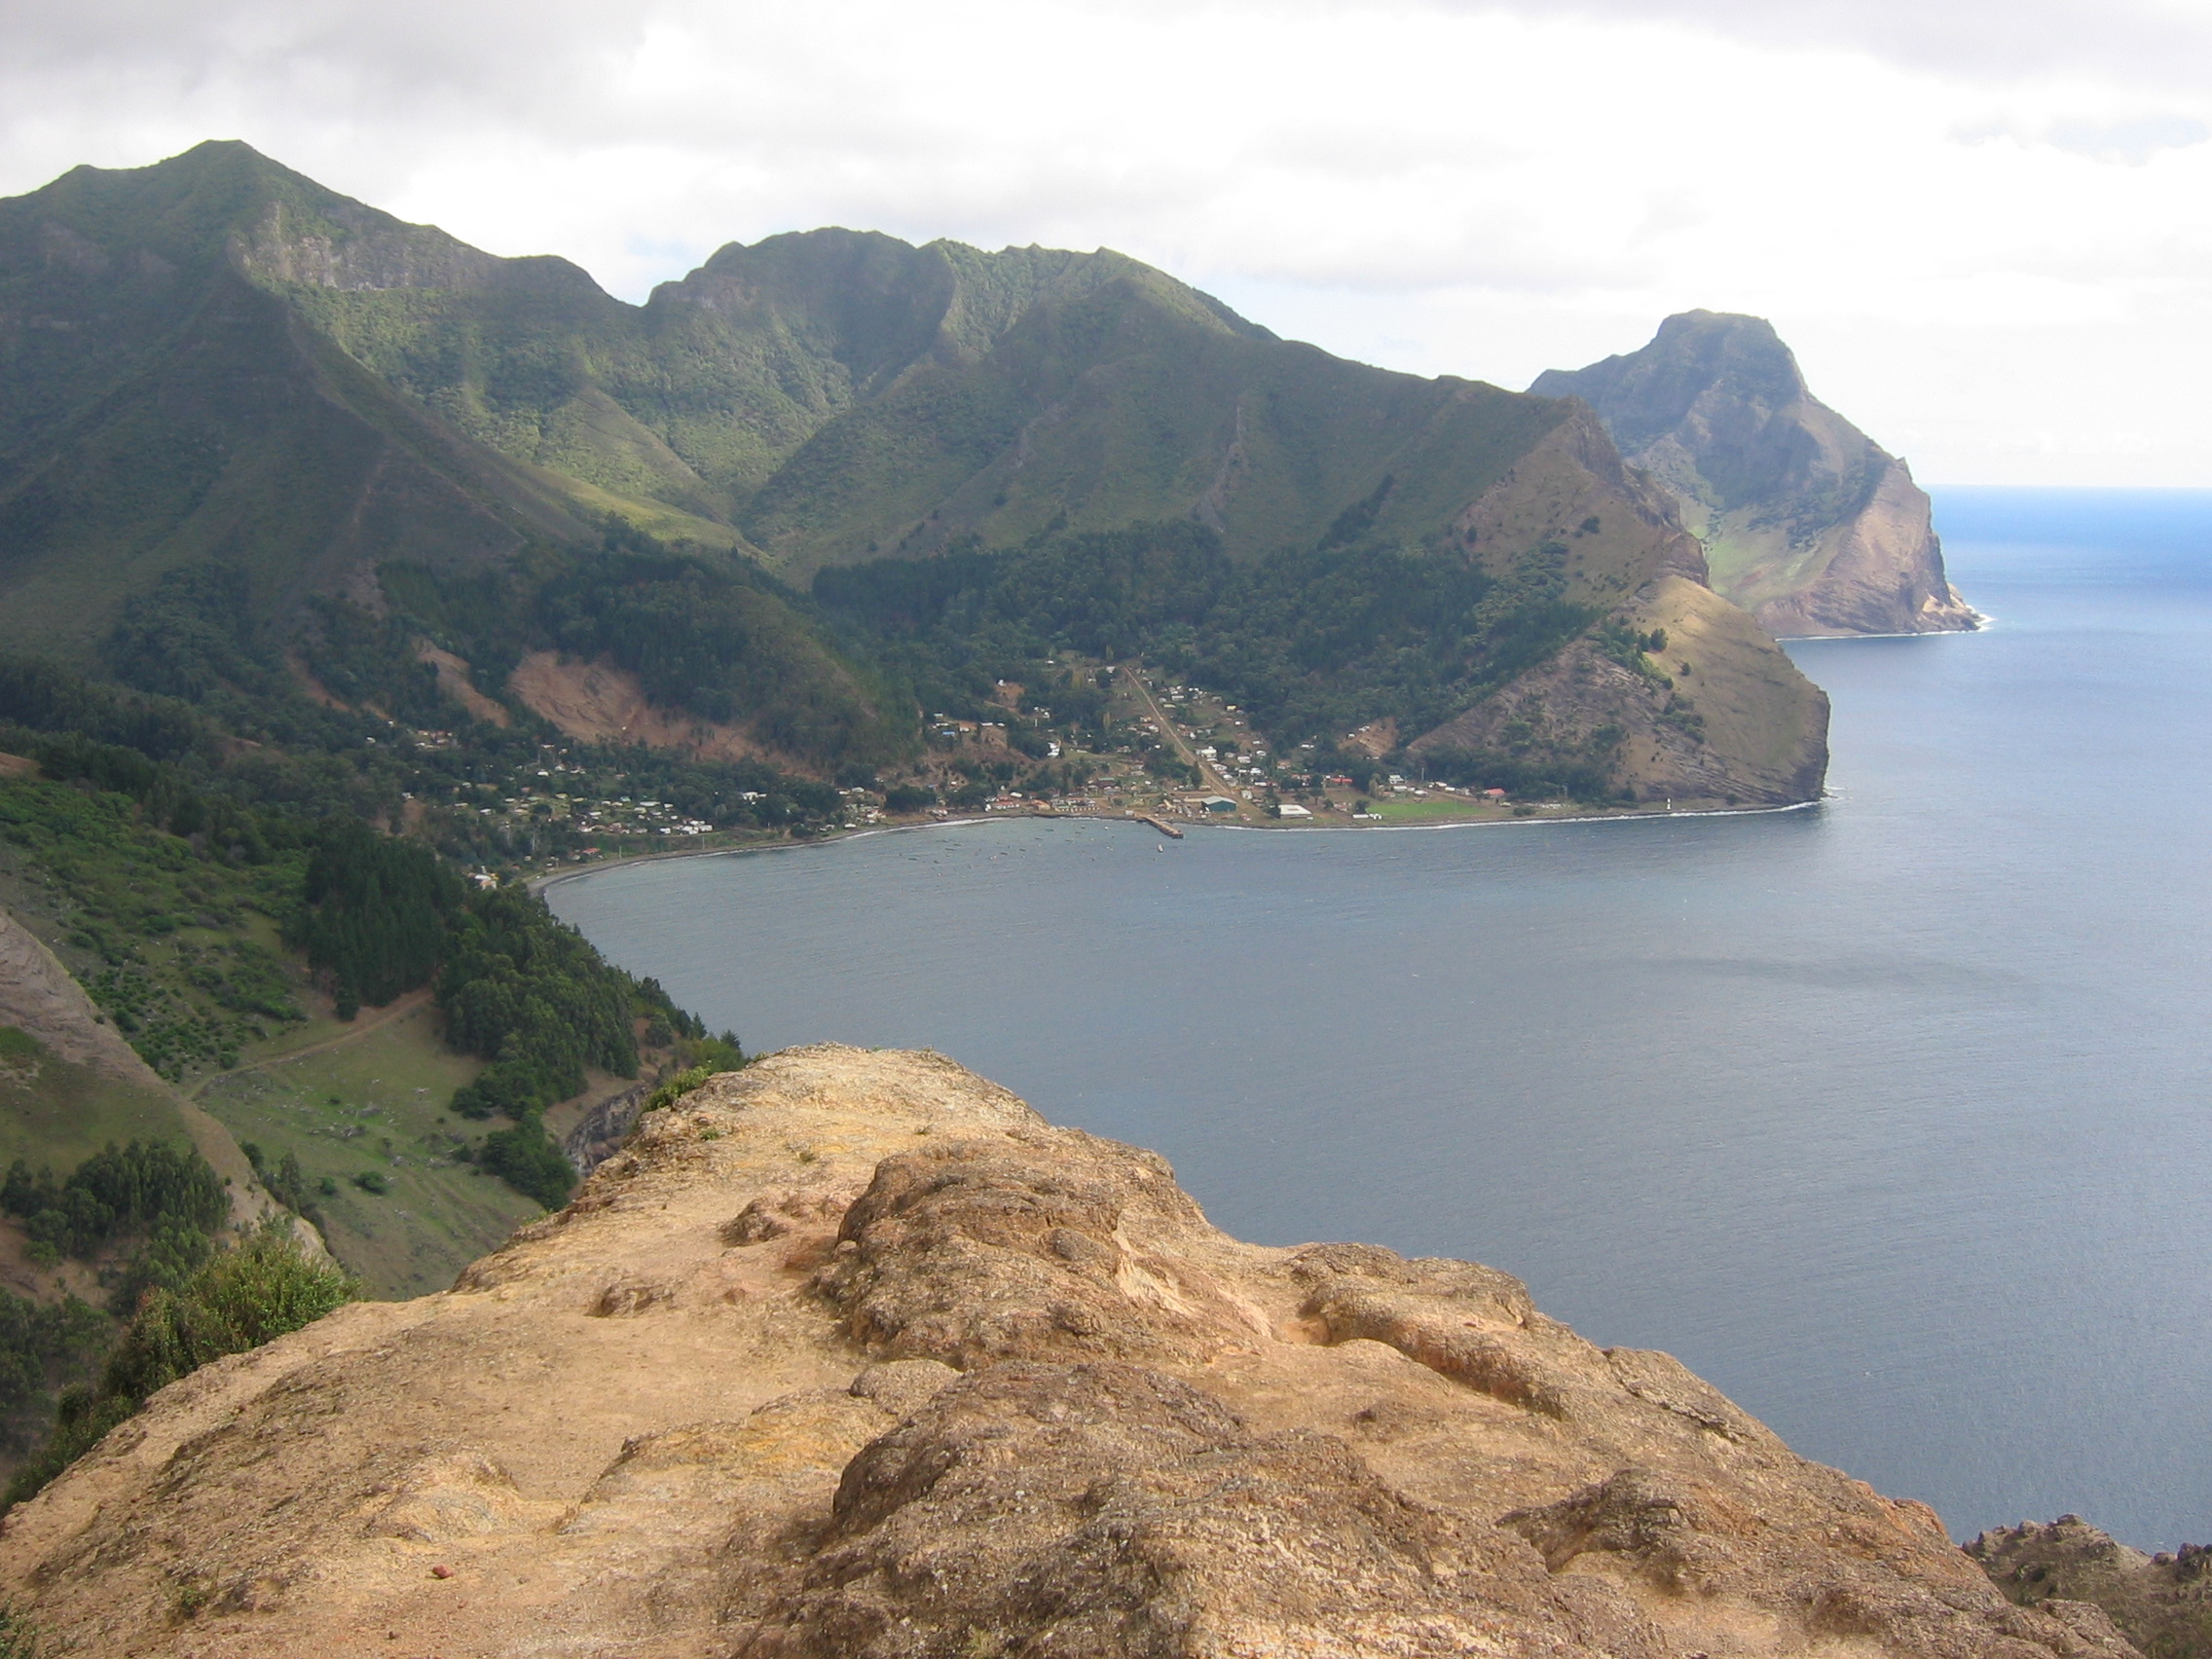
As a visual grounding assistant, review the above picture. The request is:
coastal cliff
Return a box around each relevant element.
[0,1045,2135,1657]
[1411,407,1829,806]
[1533,313,1979,639]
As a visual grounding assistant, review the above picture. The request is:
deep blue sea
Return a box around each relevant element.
[548,487,2212,1551]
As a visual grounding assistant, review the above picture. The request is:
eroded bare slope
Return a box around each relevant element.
[0,1047,2135,1658]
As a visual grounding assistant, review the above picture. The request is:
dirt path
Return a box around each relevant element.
[188,988,435,1100]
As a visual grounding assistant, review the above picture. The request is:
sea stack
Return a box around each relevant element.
[1533,312,1979,638]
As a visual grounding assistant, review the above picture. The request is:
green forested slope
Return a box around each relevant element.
[0,146,609,654]
[0,142,1828,808]
[2,140,1589,594]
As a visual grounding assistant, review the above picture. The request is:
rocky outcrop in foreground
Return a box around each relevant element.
[0,1046,2137,1657]
[1534,313,1980,639]
[1973,1517,2212,1658]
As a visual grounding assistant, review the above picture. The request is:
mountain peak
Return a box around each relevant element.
[1532,312,1808,454]
[1535,313,1977,637]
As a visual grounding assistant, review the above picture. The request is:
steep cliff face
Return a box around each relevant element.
[1532,313,1979,638]
[0,1045,2134,1658]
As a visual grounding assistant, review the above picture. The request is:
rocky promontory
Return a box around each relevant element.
[1972,1517,2212,1658]
[1534,313,1980,638]
[0,1046,2137,1657]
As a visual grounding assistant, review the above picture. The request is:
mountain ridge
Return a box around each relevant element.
[0,142,1829,807]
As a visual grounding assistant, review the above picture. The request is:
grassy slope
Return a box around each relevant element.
[2,142,1604,658]
[0,1029,186,1174]
[0,774,561,1295]
[196,1003,537,1300]
[0,778,310,1081]
[1699,511,1835,610]
[0,143,659,653]
[739,268,1570,577]
[45,149,1585,597]
[1623,573,1829,793]
[0,145,883,764]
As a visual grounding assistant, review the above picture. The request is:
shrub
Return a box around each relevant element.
[5,1223,353,1509]
[106,1217,215,1315]
[644,1066,714,1116]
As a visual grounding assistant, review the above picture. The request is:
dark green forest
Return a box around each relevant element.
[292,820,465,1014]
[813,519,1604,756]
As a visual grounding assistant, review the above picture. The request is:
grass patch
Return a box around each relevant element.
[194,1005,540,1299]
[0,1028,195,1174]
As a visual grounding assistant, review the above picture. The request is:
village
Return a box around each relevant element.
[434,658,1600,887]
[929,668,1557,831]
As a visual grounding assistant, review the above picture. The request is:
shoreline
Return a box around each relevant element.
[532,795,1825,895]
[1778,616,1994,643]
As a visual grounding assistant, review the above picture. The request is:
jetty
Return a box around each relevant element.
[1031,805,1186,838]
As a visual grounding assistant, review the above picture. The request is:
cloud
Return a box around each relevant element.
[1,0,2210,482]
[1431,0,2212,91]
[2042,114,2211,163]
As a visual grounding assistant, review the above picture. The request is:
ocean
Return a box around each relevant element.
[546,487,2212,1550]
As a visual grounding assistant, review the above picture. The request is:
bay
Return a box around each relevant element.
[546,486,2212,1550]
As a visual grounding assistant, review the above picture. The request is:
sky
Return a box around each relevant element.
[6,0,2212,485]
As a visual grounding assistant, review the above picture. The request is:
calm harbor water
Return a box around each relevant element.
[548,487,2212,1550]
